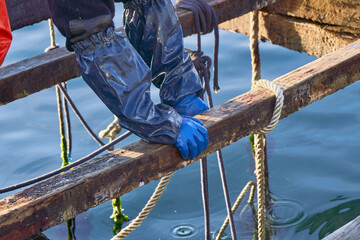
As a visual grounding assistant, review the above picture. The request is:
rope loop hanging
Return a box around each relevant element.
[176,0,220,92]
[253,79,284,134]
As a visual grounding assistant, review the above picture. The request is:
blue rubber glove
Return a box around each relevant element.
[172,93,209,117]
[174,116,209,160]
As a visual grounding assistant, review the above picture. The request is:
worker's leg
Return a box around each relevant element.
[72,28,183,144]
[72,28,208,158]
[48,0,208,158]
[123,0,209,117]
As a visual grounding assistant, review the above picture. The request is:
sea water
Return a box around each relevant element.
[1,5,360,240]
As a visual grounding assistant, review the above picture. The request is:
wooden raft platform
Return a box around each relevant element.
[220,0,360,57]
[1,39,360,240]
[323,215,360,240]
[1,0,360,239]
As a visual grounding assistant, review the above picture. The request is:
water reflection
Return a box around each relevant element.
[296,198,360,239]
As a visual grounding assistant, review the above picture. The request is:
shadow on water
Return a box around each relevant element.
[295,197,360,239]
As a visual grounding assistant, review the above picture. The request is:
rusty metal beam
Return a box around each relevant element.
[1,39,360,240]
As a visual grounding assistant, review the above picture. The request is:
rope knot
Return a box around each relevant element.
[253,79,284,134]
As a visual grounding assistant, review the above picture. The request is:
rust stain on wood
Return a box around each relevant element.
[219,11,360,57]
[266,0,360,30]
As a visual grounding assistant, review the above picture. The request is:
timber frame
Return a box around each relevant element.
[1,0,360,239]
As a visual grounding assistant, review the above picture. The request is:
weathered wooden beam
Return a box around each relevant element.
[5,0,50,31]
[5,0,278,32]
[0,48,80,105]
[177,0,278,37]
[219,11,360,57]
[266,0,360,30]
[323,215,360,240]
[0,0,279,106]
[1,39,360,240]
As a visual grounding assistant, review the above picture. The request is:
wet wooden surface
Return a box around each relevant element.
[6,0,278,31]
[266,0,360,30]
[0,48,80,105]
[1,39,360,240]
[323,215,360,240]
[5,0,50,31]
[219,11,360,57]
[177,0,278,37]
[1,0,278,106]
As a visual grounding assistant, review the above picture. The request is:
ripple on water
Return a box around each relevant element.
[170,224,199,238]
[266,199,307,229]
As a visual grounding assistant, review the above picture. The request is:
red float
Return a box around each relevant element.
[0,0,12,66]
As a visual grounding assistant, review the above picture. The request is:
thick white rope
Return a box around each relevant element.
[99,116,122,150]
[249,9,284,240]
[254,79,284,135]
[253,80,283,240]
[216,181,257,240]
[111,172,174,240]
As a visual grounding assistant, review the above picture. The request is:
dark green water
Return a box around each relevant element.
[1,6,360,240]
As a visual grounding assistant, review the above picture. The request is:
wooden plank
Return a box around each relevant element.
[1,39,360,240]
[219,11,360,57]
[266,0,360,30]
[323,215,360,240]
[5,0,50,31]
[0,47,80,105]
[177,0,278,37]
[0,0,279,106]
[6,0,278,32]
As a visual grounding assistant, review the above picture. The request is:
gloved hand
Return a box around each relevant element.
[171,93,209,117]
[174,116,209,160]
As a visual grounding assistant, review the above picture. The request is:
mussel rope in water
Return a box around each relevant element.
[49,18,76,239]
[111,172,174,240]
[249,10,284,240]
[249,10,266,240]
[216,181,257,240]
[56,85,76,239]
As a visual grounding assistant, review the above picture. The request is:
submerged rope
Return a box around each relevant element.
[216,181,256,240]
[249,10,266,240]
[49,18,76,240]
[250,9,284,238]
[252,80,283,240]
[112,172,174,240]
